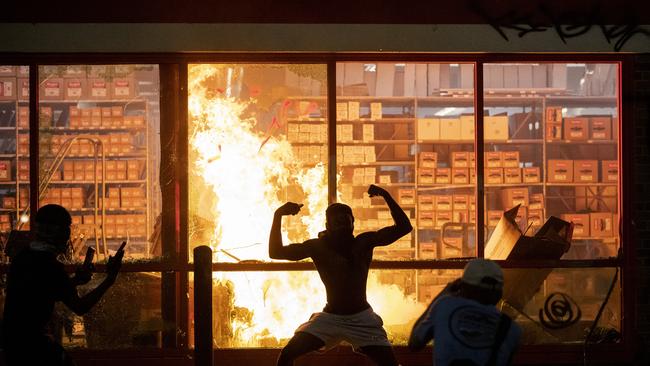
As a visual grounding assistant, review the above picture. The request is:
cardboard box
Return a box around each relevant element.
[548,160,573,183]
[416,118,439,141]
[435,195,452,211]
[546,106,563,123]
[370,102,382,120]
[485,151,502,168]
[502,151,520,168]
[484,116,509,140]
[453,210,469,223]
[418,211,435,227]
[440,118,461,140]
[504,168,521,184]
[452,168,469,184]
[522,167,541,183]
[574,160,598,183]
[3,197,16,209]
[601,160,618,183]
[460,115,474,140]
[398,189,415,205]
[484,206,572,311]
[418,168,435,184]
[529,193,545,210]
[453,195,469,210]
[64,78,86,100]
[590,212,614,238]
[435,210,452,229]
[0,160,11,181]
[88,78,110,100]
[590,116,612,140]
[40,78,64,100]
[485,168,503,184]
[452,151,469,168]
[501,187,529,209]
[0,78,16,100]
[419,242,437,259]
[418,195,435,211]
[487,210,503,227]
[561,213,590,237]
[546,121,563,141]
[17,78,29,100]
[419,152,437,168]
[111,77,135,99]
[563,117,589,140]
[435,168,451,184]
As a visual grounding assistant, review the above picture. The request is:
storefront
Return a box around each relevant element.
[0,2,648,365]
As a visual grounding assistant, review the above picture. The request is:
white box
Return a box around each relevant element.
[440,118,461,140]
[460,115,475,140]
[348,101,360,121]
[417,118,440,141]
[363,124,374,141]
[336,102,348,121]
[370,102,382,120]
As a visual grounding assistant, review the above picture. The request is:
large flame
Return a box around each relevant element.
[189,64,424,347]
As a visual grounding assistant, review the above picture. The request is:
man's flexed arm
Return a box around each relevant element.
[368,185,413,246]
[269,202,313,260]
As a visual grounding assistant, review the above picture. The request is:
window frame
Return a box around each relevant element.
[0,52,635,365]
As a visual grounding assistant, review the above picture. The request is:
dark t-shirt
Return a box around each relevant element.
[2,247,75,344]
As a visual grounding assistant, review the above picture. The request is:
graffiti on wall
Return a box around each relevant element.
[469,0,650,51]
[538,292,582,329]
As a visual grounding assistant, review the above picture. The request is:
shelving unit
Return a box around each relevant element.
[286,91,619,262]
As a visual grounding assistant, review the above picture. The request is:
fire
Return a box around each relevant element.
[189,64,424,347]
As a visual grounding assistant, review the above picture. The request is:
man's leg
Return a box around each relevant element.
[277,331,325,366]
[358,345,400,366]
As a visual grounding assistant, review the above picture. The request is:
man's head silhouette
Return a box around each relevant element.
[34,204,72,253]
[325,203,354,237]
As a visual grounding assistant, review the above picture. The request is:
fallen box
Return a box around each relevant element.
[485,205,572,311]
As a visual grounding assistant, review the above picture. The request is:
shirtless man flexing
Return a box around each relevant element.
[269,184,412,366]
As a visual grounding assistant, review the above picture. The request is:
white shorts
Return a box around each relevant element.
[296,308,392,350]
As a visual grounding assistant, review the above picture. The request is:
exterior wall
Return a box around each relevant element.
[633,54,650,365]
[0,24,648,53]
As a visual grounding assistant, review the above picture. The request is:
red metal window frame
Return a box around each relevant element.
[0,53,635,365]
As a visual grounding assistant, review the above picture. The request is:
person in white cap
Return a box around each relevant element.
[408,258,521,366]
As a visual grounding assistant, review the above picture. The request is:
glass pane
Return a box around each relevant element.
[336,63,476,260]
[187,64,328,261]
[483,63,619,260]
[502,267,620,345]
[0,65,30,258]
[53,272,163,349]
[37,65,161,261]
[189,269,460,348]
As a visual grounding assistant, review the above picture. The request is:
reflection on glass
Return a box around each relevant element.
[187,64,329,347]
[0,66,30,260]
[52,272,163,349]
[37,65,161,261]
[501,267,620,345]
[483,63,619,260]
[335,62,476,260]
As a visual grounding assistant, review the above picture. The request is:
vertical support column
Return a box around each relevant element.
[160,63,182,348]
[28,64,39,224]
[194,245,213,366]
[474,61,485,258]
[327,61,337,204]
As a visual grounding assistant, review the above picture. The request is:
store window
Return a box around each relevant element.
[482,62,621,344]
[0,66,30,243]
[35,64,162,349]
[38,65,162,262]
[187,63,329,347]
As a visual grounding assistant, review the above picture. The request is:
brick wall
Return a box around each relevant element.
[633,54,650,365]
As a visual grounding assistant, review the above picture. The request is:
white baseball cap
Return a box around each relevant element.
[461,258,504,290]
